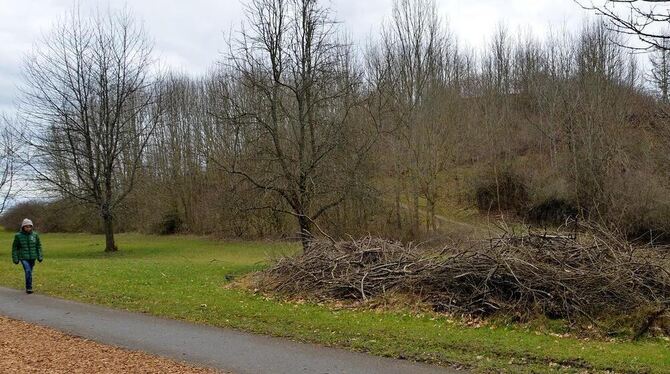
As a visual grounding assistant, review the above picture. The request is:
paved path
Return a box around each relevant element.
[0,287,458,374]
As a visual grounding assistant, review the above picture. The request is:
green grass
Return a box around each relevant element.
[0,232,668,373]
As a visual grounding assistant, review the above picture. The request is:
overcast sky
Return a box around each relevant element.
[0,0,589,114]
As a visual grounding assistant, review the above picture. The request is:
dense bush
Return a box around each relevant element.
[526,198,578,226]
[474,170,529,214]
[155,212,183,235]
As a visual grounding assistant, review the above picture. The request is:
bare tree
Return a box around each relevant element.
[211,0,372,251]
[147,74,209,230]
[373,0,454,234]
[650,41,670,101]
[20,7,156,251]
[561,22,632,218]
[576,21,625,83]
[483,25,514,95]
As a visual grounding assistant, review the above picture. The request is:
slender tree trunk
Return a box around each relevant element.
[412,186,420,236]
[394,188,402,229]
[427,197,436,232]
[394,155,403,230]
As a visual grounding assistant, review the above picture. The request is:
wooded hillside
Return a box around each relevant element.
[5,0,670,249]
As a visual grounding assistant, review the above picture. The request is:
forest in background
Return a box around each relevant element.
[3,0,670,248]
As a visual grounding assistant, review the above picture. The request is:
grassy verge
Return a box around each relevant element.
[0,232,667,373]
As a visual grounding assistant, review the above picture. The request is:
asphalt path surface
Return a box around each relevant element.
[0,287,460,374]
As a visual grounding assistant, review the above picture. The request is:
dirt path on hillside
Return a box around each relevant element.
[0,316,220,374]
[396,201,486,233]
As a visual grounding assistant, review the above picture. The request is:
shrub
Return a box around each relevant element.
[526,198,578,226]
[155,211,183,235]
[474,170,529,213]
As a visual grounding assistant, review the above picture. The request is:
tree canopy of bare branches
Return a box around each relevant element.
[578,0,670,50]
[20,7,157,251]
[210,0,374,251]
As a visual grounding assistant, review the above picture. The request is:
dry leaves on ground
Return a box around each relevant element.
[0,316,222,374]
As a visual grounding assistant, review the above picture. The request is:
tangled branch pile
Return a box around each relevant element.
[257,230,670,321]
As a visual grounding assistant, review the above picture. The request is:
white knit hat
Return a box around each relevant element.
[21,218,33,227]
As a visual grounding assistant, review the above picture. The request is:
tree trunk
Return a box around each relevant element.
[297,214,313,253]
[394,188,402,229]
[412,188,420,236]
[427,197,437,232]
[394,157,403,230]
[101,210,117,252]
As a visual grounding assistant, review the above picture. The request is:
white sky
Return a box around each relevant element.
[0,0,589,114]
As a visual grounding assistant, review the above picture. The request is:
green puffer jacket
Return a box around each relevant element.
[12,231,43,264]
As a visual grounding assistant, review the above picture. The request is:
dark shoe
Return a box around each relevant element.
[26,290,33,294]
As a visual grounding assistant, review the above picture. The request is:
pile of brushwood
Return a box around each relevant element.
[257,226,670,333]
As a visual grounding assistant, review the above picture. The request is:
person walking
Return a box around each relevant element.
[11,219,43,294]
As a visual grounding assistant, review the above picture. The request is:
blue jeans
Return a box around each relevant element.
[20,260,35,291]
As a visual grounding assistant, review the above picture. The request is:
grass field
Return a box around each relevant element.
[0,231,668,373]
